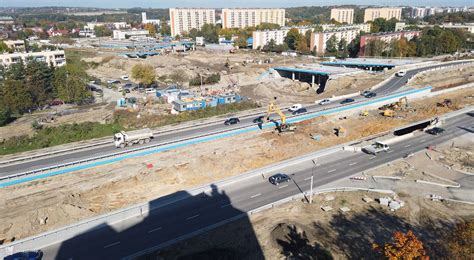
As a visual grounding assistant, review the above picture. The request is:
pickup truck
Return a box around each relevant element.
[362,141,390,155]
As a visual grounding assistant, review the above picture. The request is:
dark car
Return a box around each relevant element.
[292,107,307,115]
[361,90,371,97]
[269,173,291,185]
[426,127,445,135]
[365,92,377,98]
[4,250,43,260]
[340,98,355,104]
[124,89,131,93]
[253,116,265,123]
[224,117,240,125]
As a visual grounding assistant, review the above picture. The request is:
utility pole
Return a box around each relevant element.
[310,159,318,204]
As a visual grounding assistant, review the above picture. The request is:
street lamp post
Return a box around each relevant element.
[310,159,318,204]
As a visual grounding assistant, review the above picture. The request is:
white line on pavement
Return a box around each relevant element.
[220,203,232,208]
[304,177,312,181]
[404,144,411,148]
[147,227,162,233]
[370,156,377,160]
[251,193,261,198]
[328,169,336,173]
[349,162,358,166]
[279,185,288,189]
[387,150,394,153]
[104,241,120,248]
[419,139,426,143]
[186,214,199,220]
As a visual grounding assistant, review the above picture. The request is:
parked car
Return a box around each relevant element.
[224,117,240,125]
[145,88,156,94]
[107,79,120,84]
[396,70,406,77]
[120,75,129,81]
[340,98,355,104]
[318,99,331,105]
[269,173,291,185]
[4,250,43,260]
[253,116,265,123]
[123,83,133,88]
[288,104,303,112]
[361,90,371,97]
[117,86,123,92]
[365,92,377,98]
[124,89,131,93]
[292,107,307,115]
[426,127,445,135]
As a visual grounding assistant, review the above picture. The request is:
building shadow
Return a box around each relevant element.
[53,184,264,259]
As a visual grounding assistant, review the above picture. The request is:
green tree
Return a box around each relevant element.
[25,60,54,107]
[160,22,171,36]
[337,38,348,58]
[53,65,89,104]
[1,79,33,114]
[94,26,112,37]
[0,41,12,53]
[234,34,248,48]
[325,35,338,55]
[262,39,277,52]
[200,24,220,43]
[131,64,156,86]
[285,28,303,50]
[275,43,289,53]
[365,39,387,57]
[348,35,361,58]
[0,107,12,126]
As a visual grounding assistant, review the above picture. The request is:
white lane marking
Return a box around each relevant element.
[220,203,232,208]
[304,177,312,181]
[147,227,162,233]
[104,241,120,248]
[404,144,411,148]
[349,162,358,166]
[328,169,336,173]
[279,185,288,189]
[370,156,377,160]
[251,193,261,198]
[186,214,199,220]
[419,139,426,143]
[387,150,394,153]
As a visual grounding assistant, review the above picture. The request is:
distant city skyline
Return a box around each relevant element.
[2,0,473,8]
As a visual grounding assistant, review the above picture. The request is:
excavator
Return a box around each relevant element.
[262,97,296,133]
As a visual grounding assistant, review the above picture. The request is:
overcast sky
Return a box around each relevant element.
[2,0,472,8]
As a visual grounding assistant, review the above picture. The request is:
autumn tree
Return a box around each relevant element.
[446,219,473,258]
[296,36,310,54]
[144,23,157,37]
[373,230,428,260]
[131,64,156,86]
[234,34,248,48]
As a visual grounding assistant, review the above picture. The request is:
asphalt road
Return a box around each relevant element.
[38,111,473,260]
[0,60,471,178]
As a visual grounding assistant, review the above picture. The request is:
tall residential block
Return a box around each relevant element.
[169,8,216,37]
[310,27,360,54]
[330,8,354,24]
[252,27,311,49]
[222,8,285,29]
[364,7,402,22]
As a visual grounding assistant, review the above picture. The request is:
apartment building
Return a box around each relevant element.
[330,8,354,24]
[222,8,285,29]
[0,50,66,67]
[310,27,360,54]
[321,23,371,33]
[364,7,402,22]
[141,12,160,25]
[411,7,428,18]
[113,29,149,40]
[359,31,421,56]
[169,8,216,37]
[4,40,26,52]
[252,27,311,49]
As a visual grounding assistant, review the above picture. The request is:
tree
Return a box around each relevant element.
[160,22,171,36]
[337,38,348,58]
[373,230,428,260]
[275,43,289,53]
[446,219,473,258]
[144,23,157,37]
[234,34,248,48]
[1,79,33,114]
[365,39,387,57]
[25,60,54,107]
[285,28,303,50]
[53,64,90,104]
[262,39,277,52]
[0,107,12,126]
[94,26,112,37]
[131,64,156,86]
[325,35,338,55]
[296,36,310,54]
[200,23,220,44]
[0,41,12,53]
[348,35,361,58]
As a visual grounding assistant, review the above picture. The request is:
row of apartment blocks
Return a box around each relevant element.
[330,7,402,24]
[169,8,286,37]
[0,50,66,67]
[252,24,371,51]
[359,31,421,56]
[411,6,469,18]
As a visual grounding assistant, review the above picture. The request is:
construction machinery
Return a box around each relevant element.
[383,109,395,117]
[379,97,409,111]
[263,97,296,133]
[437,99,453,108]
[359,110,369,117]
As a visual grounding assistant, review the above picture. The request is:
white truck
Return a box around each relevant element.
[362,141,390,155]
[114,128,153,148]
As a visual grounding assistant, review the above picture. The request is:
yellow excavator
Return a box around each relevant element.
[263,97,296,133]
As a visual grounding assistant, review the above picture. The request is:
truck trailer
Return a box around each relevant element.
[114,128,153,148]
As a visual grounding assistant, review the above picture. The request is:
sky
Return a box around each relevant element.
[2,0,472,8]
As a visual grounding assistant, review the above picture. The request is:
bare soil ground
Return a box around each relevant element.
[411,65,474,90]
[0,87,472,244]
[148,191,473,259]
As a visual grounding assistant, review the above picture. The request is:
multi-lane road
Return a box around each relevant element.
[36,110,473,260]
[1,60,471,178]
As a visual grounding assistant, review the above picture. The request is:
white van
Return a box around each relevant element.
[288,104,303,112]
[396,70,406,77]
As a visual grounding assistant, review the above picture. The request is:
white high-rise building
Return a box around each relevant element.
[364,7,402,22]
[411,7,428,18]
[222,8,285,29]
[169,8,216,37]
[330,8,354,24]
[252,27,311,49]
[310,27,360,54]
[141,12,160,25]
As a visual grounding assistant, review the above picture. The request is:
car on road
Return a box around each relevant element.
[364,92,377,98]
[224,117,240,125]
[269,173,291,185]
[340,98,355,104]
[318,99,331,105]
[107,79,120,84]
[120,75,129,81]
[4,250,43,260]
[426,127,445,135]
[396,70,406,77]
[292,107,307,115]
[288,104,303,112]
[253,116,265,123]
[361,90,372,97]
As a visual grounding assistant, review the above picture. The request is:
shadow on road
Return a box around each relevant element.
[55,184,264,259]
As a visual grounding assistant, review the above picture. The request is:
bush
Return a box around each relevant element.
[189,73,221,86]
[0,108,12,126]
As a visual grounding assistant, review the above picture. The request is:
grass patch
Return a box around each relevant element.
[0,101,259,156]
